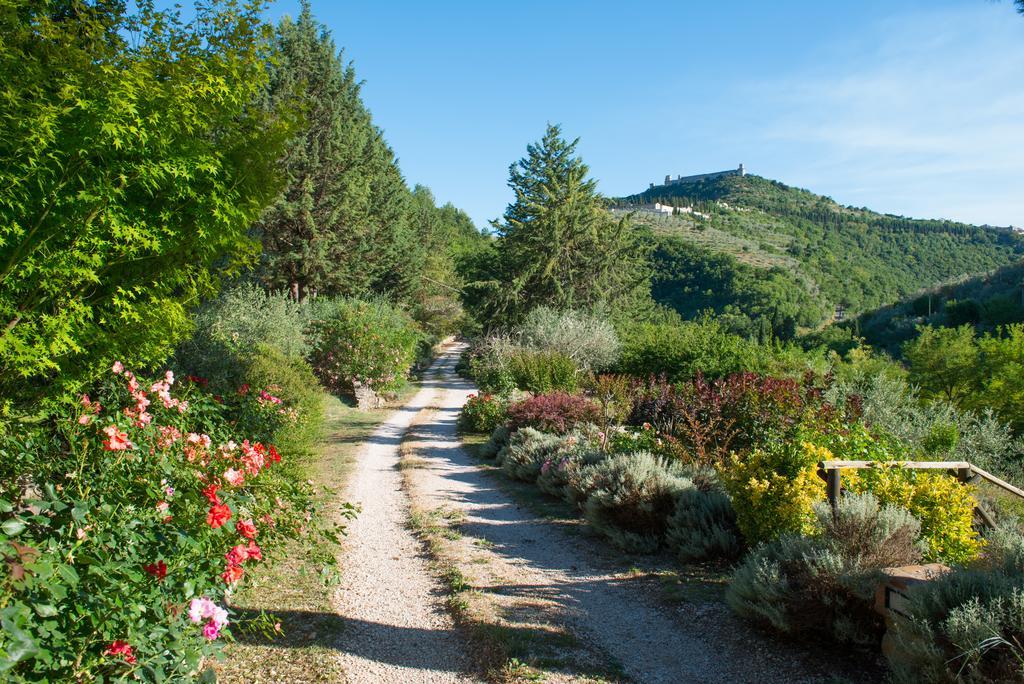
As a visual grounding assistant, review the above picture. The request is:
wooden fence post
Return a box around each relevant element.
[827,468,841,514]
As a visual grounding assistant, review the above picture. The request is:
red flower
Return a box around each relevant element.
[225,544,249,565]
[237,384,250,396]
[186,375,209,388]
[235,519,257,539]
[206,503,232,529]
[268,445,281,464]
[104,640,136,665]
[201,483,221,505]
[143,560,167,581]
[245,541,263,562]
[221,563,244,584]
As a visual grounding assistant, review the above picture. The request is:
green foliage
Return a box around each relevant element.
[306,297,421,395]
[256,4,416,301]
[0,0,289,410]
[904,325,980,403]
[580,452,689,553]
[726,494,923,645]
[0,364,334,680]
[651,235,826,340]
[621,174,1024,324]
[174,283,310,388]
[517,307,621,371]
[236,344,324,459]
[666,482,742,562]
[505,349,580,394]
[466,125,651,326]
[458,393,508,435]
[849,260,1024,356]
[890,525,1024,683]
[615,320,769,382]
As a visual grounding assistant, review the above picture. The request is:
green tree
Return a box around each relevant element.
[973,324,1024,431]
[256,2,416,301]
[0,0,288,409]
[473,124,650,325]
[903,325,980,403]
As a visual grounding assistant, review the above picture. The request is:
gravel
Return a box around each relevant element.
[331,351,478,683]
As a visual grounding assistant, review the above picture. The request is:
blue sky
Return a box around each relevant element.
[262,0,1024,229]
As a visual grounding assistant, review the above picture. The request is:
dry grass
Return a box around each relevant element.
[213,388,418,684]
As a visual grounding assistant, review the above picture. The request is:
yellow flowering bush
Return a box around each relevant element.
[817,424,983,564]
[718,441,827,544]
[847,467,982,564]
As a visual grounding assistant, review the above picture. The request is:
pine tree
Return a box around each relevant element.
[477,124,650,325]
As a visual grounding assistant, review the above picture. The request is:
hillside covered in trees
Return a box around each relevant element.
[833,259,1024,355]
[617,174,1024,339]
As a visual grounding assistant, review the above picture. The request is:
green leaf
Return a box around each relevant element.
[1,519,25,536]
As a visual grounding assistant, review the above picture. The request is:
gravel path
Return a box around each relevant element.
[331,350,478,683]
[403,345,882,684]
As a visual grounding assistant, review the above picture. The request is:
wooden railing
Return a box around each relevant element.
[817,460,1024,528]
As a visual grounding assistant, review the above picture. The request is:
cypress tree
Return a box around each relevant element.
[255,2,414,300]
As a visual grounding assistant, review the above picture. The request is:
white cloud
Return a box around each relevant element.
[749,3,1024,225]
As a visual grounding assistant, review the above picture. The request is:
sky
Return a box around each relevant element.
[260,0,1024,229]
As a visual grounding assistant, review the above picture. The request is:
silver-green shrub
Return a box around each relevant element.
[666,483,742,562]
[479,425,511,460]
[517,307,621,371]
[580,451,690,553]
[889,524,1024,683]
[726,493,922,645]
[496,428,568,482]
[175,282,310,386]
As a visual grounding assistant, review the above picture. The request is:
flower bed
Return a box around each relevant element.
[0,363,328,680]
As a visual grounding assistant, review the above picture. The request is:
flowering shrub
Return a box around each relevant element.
[458,394,508,434]
[307,297,421,395]
[815,424,984,564]
[718,439,828,545]
[0,364,329,680]
[506,392,601,435]
[607,423,688,461]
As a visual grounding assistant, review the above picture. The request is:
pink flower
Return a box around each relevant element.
[223,468,244,487]
[102,425,133,451]
[189,597,217,624]
[112,361,124,374]
[155,501,170,513]
[202,621,220,640]
[77,414,93,425]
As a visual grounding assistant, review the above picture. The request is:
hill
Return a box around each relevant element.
[615,174,1024,338]
[834,260,1024,355]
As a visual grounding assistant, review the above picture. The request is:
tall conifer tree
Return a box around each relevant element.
[255,2,414,300]
[476,124,650,324]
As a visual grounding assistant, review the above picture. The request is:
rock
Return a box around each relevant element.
[353,382,383,410]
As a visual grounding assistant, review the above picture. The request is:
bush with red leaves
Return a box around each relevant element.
[629,372,838,465]
[507,392,601,434]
